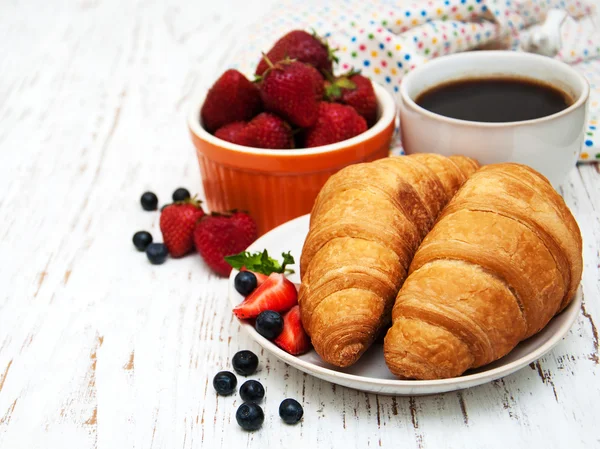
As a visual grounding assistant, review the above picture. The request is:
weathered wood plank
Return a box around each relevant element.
[0,1,599,448]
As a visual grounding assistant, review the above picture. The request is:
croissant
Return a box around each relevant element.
[384,163,583,380]
[299,154,480,367]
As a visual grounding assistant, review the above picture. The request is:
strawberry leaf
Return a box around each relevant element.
[309,27,339,64]
[225,250,295,275]
[336,78,356,90]
[328,46,340,64]
[325,83,343,99]
[341,67,362,78]
[324,77,356,100]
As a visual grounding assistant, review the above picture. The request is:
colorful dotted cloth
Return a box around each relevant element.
[228,0,599,162]
[575,59,600,161]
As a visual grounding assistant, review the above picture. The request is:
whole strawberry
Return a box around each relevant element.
[326,72,377,126]
[194,212,258,277]
[201,70,262,133]
[160,198,205,258]
[214,122,252,146]
[255,30,337,76]
[259,59,321,128]
[303,102,367,148]
[214,114,294,149]
[306,65,325,101]
[245,113,294,149]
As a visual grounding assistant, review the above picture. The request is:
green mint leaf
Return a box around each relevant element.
[281,252,295,273]
[224,251,261,271]
[225,249,295,275]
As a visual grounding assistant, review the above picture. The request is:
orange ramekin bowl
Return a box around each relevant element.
[188,83,396,235]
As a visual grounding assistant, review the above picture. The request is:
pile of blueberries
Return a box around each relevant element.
[214,350,304,431]
[133,187,191,264]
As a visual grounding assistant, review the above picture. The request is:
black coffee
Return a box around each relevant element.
[415,77,572,123]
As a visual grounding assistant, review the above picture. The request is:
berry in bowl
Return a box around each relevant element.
[188,30,396,236]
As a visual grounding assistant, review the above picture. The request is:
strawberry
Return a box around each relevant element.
[160,198,205,258]
[306,65,325,101]
[240,267,268,286]
[326,72,377,126]
[214,114,294,149]
[244,113,294,149]
[194,211,258,277]
[258,59,322,128]
[255,30,337,76]
[201,69,262,133]
[274,305,311,355]
[233,272,298,319]
[214,122,252,146]
[303,102,367,148]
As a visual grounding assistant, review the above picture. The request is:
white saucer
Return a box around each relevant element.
[228,214,582,396]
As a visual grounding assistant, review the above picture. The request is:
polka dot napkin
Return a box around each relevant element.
[228,0,599,162]
[575,59,600,161]
[562,15,600,161]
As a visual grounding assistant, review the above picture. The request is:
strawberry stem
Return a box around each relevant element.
[262,52,275,70]
[324,76,357,100]
[341,67,362,78]
[322,70,336,83]
[328,46,340,64]
[309,28,340,64]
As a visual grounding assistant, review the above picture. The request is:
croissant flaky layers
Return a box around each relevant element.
[383,163,582,379]
[299,154,480,368]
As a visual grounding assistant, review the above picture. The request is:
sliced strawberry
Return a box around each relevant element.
[240,266,268,286]
[274,305,311,355]
[233,273,297,320]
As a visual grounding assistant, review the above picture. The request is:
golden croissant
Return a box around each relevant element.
[384,163,583,380]
[299,154,480,367]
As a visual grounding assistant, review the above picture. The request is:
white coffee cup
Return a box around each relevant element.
[399,51,589,187]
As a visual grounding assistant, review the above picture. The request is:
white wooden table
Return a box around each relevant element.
[1,1,599,448]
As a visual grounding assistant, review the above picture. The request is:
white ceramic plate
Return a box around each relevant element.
[228,214,582,396]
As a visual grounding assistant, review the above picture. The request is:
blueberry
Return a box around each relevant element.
[213,371,237,396]
[234,271,257,296]
[133,231,153,251]
[146,243,168,264]
[255,310,284,339]
[172,187,191,202]
[279,398,303,424]
[232,350,259,376]
[239,380,265,403]
[236,403,264,431]
[141,191,158,211]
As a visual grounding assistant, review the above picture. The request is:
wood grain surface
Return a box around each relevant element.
[0,1,598,448]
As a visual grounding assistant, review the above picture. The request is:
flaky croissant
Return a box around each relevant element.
[384,163,583,380]
[299,154,479,367]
